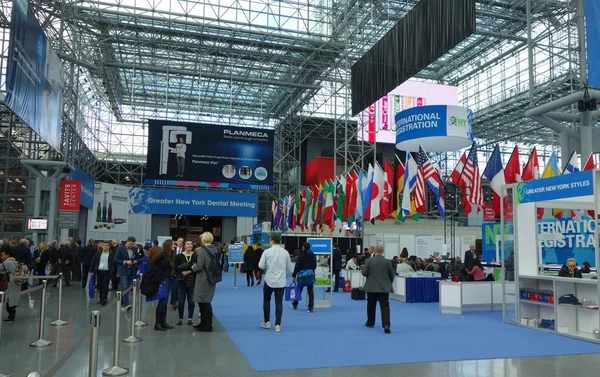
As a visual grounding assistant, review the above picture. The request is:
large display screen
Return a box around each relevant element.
[4,0,64,152]
[357,80,459,144]
[28,218,48,230]
[145,120,274,190]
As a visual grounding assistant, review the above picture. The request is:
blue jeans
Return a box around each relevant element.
[120,273,134,306]
[177,284,195,320]
[169,276,178,305]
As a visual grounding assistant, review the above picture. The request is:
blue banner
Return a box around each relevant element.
[394,105,473,152]
[515,170,593,204]
[252,223,262,234]
[4,1,64,152]
[228,244,244,263]
[482,218,596,267]
[67,167,94,209]
[585,0,600,87]
[144,119,274,190]
[129,187,258,217]
[307,238,332,254]
[482,222,513,262]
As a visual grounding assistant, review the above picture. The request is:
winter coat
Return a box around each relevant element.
[0,258,21,307]
[243,247,258,271]
[175,252,197,289]
[192,245,218,303]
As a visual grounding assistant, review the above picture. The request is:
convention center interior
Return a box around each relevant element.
[2,0,600,376]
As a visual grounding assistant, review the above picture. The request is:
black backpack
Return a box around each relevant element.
[203,247,222,284]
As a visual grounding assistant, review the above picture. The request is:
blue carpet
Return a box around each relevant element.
[212,275,600,372]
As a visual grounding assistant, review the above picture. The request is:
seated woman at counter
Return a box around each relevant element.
[581,261,592,274]
[467,258,486,281]
[558,258,582,278]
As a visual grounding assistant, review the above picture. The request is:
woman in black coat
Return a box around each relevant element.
[151,240,175,331]
[174,240,197,326]
[243,245,257,286]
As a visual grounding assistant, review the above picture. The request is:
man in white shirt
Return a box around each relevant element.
[346,255,359,270]
[259,234,292,332]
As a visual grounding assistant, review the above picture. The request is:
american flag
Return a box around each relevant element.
[461,142,484,211]
[417,146,437,181]
[417,146,445,217]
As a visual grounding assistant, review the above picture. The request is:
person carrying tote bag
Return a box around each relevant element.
[291,242,316,313]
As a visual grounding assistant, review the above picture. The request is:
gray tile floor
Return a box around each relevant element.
[0,283,599,377]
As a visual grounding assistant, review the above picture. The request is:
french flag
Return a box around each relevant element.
[483,145,507,218]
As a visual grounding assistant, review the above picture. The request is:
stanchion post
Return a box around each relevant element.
[51,273,67,326]
[135,274,146,327]
[232,265,238,289]
[122,279,141,343]
[0,291,4,340]
[30,280,52,348]
[102,292,128,376]
[89,311,100,377]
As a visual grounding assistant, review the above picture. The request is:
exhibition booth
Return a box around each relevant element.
[502,170,600,343]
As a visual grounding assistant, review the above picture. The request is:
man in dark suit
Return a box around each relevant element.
[11,238,32,268]
[114,236,141,311]
[81,240,96,289]
[361,244,395,334]
[464,244,476,271]
[72,240,83,282]
[291,242,316,312]
[55,241,74,287]
[329,243,342,292]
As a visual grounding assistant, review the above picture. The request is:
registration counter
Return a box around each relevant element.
[439,281,516,315]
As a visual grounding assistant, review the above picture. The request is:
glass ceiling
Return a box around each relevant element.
[0,0,585,179]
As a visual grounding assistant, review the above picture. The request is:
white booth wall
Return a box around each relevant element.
[363,220,480,259]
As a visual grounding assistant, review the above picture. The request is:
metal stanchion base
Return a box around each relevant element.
[102,366,129,376]
[122,335,141,343]
[0,372,11,377]
[232,286,239,289]
[50,319,68,326]
[29,339,52,348]
[134,321,147,327]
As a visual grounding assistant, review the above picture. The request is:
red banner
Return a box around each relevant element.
[367,104,375,142]
[59,180,81,211]
[381,95,389,131]
[484,205,496,222]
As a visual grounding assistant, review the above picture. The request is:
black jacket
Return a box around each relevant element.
[81,245,96,266]
[558,265,583,278]
[174,252,197,288]
[73,245,83,263]
[330,247,342,272]
[12,244,32,267]
[292,249,316,278]
[90,251,115,275]
[57,246,73,263]
[243,247,258,271]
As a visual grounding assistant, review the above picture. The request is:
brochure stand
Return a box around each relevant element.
[228,243,244,289]
[308,238,333,309]
[503,170,600,343]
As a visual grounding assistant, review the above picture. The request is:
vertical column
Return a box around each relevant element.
[578,0,588,87]
[33,176,42,245]
[580,111,593,162]
[48,177,58,242]
[560,131,571,168]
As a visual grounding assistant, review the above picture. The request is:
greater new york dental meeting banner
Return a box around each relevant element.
[145,119,274,190]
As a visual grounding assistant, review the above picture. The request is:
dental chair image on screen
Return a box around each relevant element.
[159,125,193,175]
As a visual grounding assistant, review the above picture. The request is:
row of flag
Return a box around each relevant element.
[271,143,596,233]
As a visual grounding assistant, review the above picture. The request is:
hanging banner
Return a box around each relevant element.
[67,166,94,209]
[5,0,64,152]
[514,170,593,204]
[59,180,81,211]
[129,187,258,217]
[585,0,600,87]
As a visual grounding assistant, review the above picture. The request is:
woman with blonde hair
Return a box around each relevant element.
[35,242,50,278]
[192,232,218,332]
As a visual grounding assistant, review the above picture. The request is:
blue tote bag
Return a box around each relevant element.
[285,281,302,302]
[296,269,315,288]
[87,274,95,299]
[146,280,168,302]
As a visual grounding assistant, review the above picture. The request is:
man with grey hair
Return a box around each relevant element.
[56,241,73,287]
[110,238,121,290]
[12,238,32,269]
